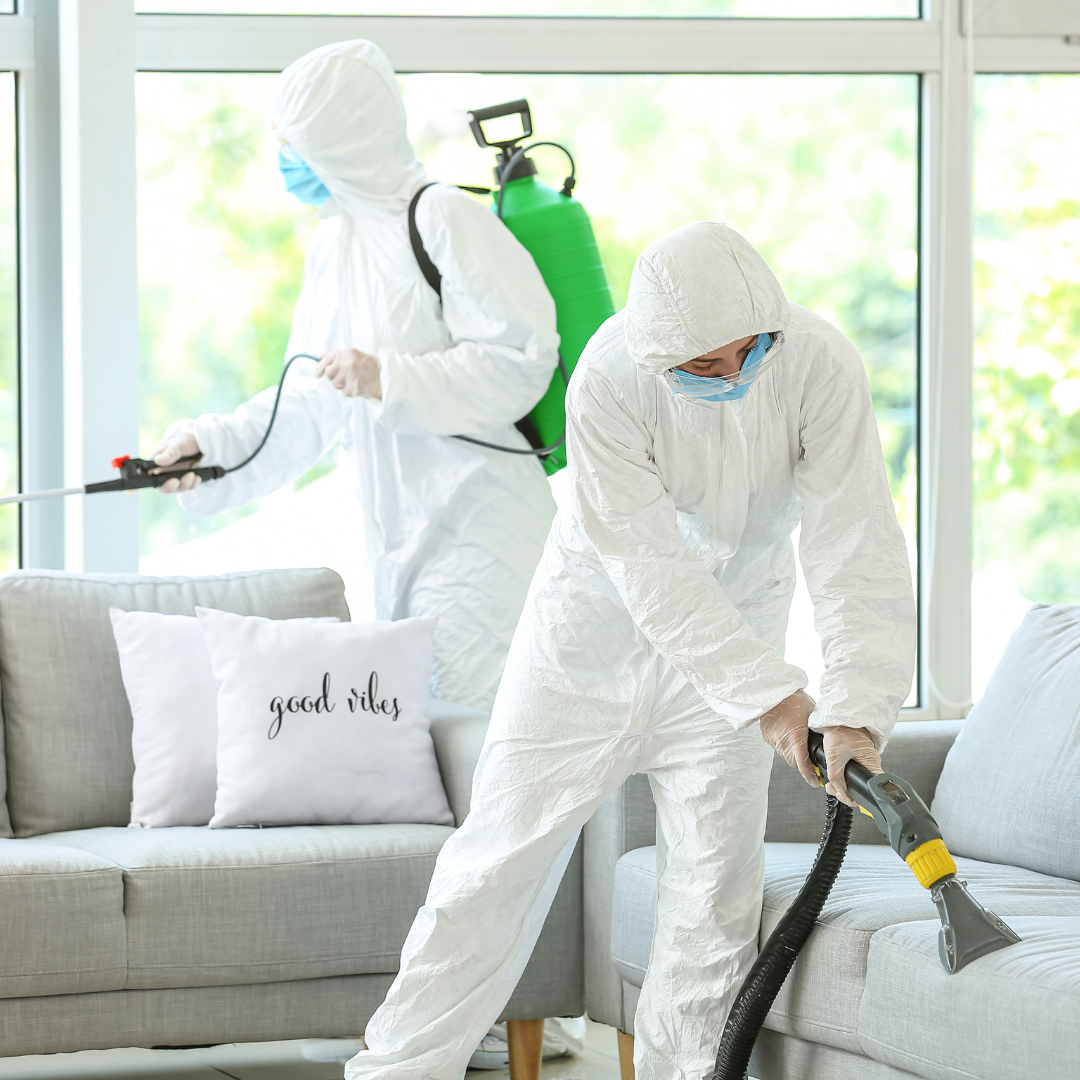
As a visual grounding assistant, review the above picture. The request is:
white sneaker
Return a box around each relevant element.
[468,1033,512,1070]
[468,1018,586,1070]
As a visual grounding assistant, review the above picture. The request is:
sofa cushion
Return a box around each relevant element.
[607,841,1080,1056]
[0,568,350,837]
[34,823,453,989]
[762,844,1080,1054]
[0,839,126,998]
[859,916,1080,1080]
[932,603,1080,881]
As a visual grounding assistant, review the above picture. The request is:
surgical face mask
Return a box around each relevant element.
[278,147,330,207]
[666,332,781,403]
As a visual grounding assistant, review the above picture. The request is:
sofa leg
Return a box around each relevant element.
[506,1018,545,1080]
[617,1030,635,1080]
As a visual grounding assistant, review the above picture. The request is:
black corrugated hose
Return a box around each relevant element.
[712,794,854,1080]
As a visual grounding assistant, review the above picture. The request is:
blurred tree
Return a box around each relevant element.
[974,75,1080,603]
[138,74,316,554]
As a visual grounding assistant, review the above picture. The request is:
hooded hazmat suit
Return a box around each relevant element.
[344,222,916,1080]
[168,40,559,711]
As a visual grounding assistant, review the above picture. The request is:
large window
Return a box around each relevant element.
[10,5,1079,716]
[136,70,918,694]
[972,73,1080,697]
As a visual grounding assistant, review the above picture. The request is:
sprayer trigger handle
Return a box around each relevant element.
[468,98,533,150]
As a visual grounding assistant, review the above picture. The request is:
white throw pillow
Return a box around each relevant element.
[110,608,220,828]
[197,607,453,828]
[111,608,341,829]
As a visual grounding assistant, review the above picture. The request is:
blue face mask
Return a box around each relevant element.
[278,147,330,207]
[668,333,776,403]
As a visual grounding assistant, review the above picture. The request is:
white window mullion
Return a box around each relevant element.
[19,0,66,570]
[135,14,940,75]
[919,0,974,718]
[59,0,140,572]
[975,35,1080,73]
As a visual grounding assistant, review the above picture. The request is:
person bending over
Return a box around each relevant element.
[342,221,917,1080]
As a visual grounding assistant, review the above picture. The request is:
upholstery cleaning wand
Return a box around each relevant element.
[0,353,316,507]
[712,729,1021,1080]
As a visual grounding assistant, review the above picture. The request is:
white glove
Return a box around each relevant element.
[315,349,381,400]
[151,425,202,494]
[758,689,818,788]
[820,726,882,809]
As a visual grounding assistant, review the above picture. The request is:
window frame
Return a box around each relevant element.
[8,0,1080,717]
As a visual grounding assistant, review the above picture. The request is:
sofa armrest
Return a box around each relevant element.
[764,718,964,845]
[428,699,490,828]
[583,773,655,1030]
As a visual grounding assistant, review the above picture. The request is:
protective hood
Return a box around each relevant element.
[269,39,426,213]
[624,222,791,375]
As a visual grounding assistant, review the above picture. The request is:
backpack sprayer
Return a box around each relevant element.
[712,729,1022,1080]
[411,98,616,475]
[0,99,610,506]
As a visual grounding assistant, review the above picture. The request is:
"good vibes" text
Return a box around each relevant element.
[268,671,401,739]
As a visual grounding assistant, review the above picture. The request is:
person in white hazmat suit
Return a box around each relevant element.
[151,39,584,1066]
[153,39,559,714]
[343,221,917,1080]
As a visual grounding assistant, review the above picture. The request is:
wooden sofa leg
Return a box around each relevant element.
[507,1018,545,1080]
[617,1030,635,1080]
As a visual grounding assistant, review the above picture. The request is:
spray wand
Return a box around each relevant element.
[0,353,315,508]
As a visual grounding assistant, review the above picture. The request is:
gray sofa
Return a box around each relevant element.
[591,679,1080,1080]
[0,568,582,1057]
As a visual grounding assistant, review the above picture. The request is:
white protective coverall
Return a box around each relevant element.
[171,40,559,711]
[345,222,916,1080]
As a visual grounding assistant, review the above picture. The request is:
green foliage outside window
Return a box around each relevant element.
[974,75,1080,603]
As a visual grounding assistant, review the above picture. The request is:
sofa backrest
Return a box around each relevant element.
[933,603,1080,881]
[0,568,350,838]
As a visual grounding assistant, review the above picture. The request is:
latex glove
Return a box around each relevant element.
[758,689,818,789]
[151,426,202,495]
[315,349,381,400]
[821,726,882,809]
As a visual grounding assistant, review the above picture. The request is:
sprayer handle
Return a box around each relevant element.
[805,729,877,808]
[468,98,533,149]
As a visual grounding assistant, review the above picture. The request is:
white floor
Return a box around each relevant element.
[0,1019,625,1080]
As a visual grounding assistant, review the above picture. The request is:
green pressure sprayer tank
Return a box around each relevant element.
[469,100,615,475]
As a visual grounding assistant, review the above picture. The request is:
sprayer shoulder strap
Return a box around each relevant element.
[408,182,444,300]
[406,181,552,457]
[408,182,495,302]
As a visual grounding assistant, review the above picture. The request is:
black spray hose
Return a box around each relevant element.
[222,352,319,474]
[712,793,854,1080]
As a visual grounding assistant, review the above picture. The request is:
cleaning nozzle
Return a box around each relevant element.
[932,875,1022,973]
[806,730,1021,973]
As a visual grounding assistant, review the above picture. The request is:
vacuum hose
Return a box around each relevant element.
[712,727,1021,1080]
[712,792,853,1080]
